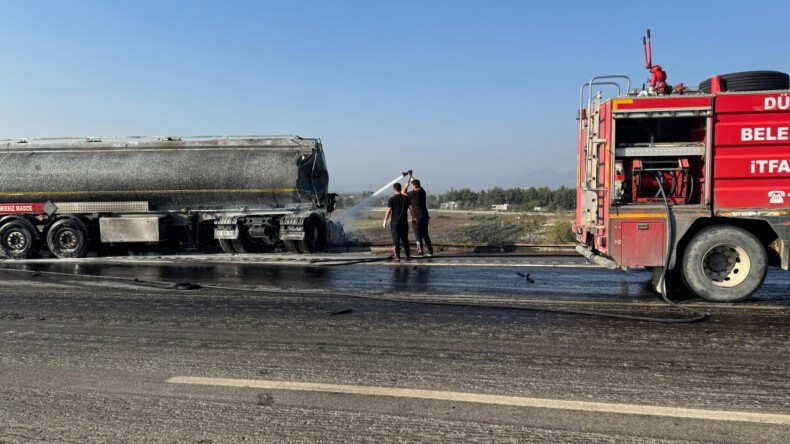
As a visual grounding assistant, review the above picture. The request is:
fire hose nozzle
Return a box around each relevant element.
[402,170,413,177]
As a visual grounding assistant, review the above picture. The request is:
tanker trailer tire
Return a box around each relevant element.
[298,215,326,253]
[231,236,266,254]
[681,225,767,302]
[699,71,789,93]
[284,240,302,254]
[46,218,90,259]
[231,239,249,253]
[0,220,38,259]
[218,239,238,254]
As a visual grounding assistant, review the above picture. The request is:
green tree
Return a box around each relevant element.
[437,186,576,211]
[545,220,575,244]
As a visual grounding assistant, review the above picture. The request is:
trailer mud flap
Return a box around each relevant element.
[214,216,240,240]
[279,211,318,241]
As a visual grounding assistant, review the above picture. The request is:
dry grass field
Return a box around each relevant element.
[333,209,574,246]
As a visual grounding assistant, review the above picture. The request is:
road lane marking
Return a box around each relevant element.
[376,295,786,311]
[377,262,598,268]
[166,377,790,425]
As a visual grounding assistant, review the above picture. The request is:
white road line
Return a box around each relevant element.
[166,377,790,425]
[378,295,786,311]
[382,262,597,268]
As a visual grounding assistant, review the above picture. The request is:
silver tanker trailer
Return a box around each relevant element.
[0,135,340,259]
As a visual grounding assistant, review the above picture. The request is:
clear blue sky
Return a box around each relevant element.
[1,1,788,192]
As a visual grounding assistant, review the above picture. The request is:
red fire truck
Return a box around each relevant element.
[574,31,790,302]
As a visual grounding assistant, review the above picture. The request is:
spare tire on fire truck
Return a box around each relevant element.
[699,70,789,94]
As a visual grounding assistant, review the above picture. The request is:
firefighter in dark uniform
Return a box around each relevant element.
[403,175,434,256]
[383,182,412,261]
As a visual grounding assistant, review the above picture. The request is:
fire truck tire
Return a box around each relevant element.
[681,226,767,302]
[47,218,90,258]
[699,71,789,93]
[218,239,237,254]
[298,215,326,253]
[0,220,38,259]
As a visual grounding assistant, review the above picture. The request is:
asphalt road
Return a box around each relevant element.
[0,253,788,443]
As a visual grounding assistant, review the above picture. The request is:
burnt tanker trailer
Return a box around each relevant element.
[0,135,340,259]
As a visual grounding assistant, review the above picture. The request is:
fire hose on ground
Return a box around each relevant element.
[0,252,710,324]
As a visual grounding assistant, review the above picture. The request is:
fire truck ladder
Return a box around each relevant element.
[578,76,631,228]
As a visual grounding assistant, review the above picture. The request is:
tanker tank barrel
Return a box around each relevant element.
[0,136,329,212]
[0,135,336,259]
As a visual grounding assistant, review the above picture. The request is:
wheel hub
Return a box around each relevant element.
[6,231,26,251]
[58,230,79,249]
[707,251,730,273]
[702,244,750,287]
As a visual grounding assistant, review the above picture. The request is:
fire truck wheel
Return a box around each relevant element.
[681,226,767,302]
[298,215,326,253]
[699,71,789,93]
[0,220,38,259]
[218,239,237,254]
[47,219,90,258]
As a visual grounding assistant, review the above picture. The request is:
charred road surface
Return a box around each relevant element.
[0,253,788,443]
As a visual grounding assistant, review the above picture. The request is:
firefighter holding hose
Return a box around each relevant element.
[403,172,434,256]
[383,182,413,262]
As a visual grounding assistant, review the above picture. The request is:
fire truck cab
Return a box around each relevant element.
[575,59,790,301]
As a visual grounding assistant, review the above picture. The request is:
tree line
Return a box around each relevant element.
[441,186,575,211]
[336,186,576,212]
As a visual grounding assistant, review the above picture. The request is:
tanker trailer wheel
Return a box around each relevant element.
[298,215,326,253]
[218,239,237,254]
[0,220,38,259]
[231,236,266,254]
[681,226,767,302]
[284,240,302,254]
[46,218,90,258]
